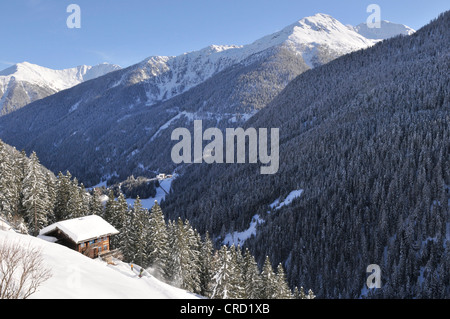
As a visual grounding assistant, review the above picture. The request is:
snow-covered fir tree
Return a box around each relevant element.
[130,197,150,266]
[147,200,169,279]
[198,232,215,298]
[22,152,49,235]
[0,140,15,220]
[54,171,72,221]
[211,245,234,299]
[242,247,262,299]
[259,256,278,299]
[89,188,104,216]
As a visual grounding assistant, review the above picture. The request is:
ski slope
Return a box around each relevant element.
[0,229,199,299]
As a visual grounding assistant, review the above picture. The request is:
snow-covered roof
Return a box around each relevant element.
[39,215,119,244]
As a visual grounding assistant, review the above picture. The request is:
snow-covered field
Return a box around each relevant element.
[223,215,264,246]
[223,189,305,246]
[0,229,198,299]
[125,176,175,209]
[269,189,304,211]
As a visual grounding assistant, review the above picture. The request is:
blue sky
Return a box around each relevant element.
[0,0,448,70]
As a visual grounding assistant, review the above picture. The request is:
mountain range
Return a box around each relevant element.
[0,9,448,300]
[0,14,415,186]
[0,62,121,116]
[162,11,449,298]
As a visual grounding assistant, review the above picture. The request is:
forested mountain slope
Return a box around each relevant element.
[0,14,381,186]
[163,11,450,298]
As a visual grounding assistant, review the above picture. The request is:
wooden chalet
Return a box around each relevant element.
[39,215,119,259]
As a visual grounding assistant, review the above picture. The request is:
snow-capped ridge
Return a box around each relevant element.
[0,61,121,91]
[351,20,416,40]
[119,13,387,103]
[0,62,121,115]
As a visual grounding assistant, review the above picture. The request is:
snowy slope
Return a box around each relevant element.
[125,176,176,209]
[0,62,121,115]
[269,189,304,211]
[263,13,378,67]
[0,229,198,299]
[223,189,305,246]
[223,215,265,247]
[0,62,121,92]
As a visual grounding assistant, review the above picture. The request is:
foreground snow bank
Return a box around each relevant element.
[0,230,198,299]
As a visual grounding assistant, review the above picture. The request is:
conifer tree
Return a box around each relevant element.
[120,206,135,263]
[0,141,14,220]
[198,232,215,298]
[89,188,104,216]
[130,197,149,266]
[298,286,308,299]
[182,220,201,294]
[227,245,245,299]
[22,152,49,235]
[259,256,277,299]
[66,178,84,219]
[275,263,292,299]
[147,200,169,279]
[44,171,56,224]
[165,218,194,289]
[211,245,234,299]
[54,171,72,221]
[103,190,117,223]
[164,219,178,282]
[242,248,262,299]
[12,150,27,223]
[110,192,129,250]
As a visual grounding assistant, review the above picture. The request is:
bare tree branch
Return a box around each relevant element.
[0,239,52,299]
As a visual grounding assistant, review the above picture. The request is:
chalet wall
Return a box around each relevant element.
[77,236,111,259]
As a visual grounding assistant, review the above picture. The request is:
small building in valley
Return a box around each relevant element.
[39,215,119,259]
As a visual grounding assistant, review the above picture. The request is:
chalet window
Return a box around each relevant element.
[80,243,86,248]
[104,245,107,251]
[90,240,95,245]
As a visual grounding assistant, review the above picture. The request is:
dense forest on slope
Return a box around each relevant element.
[0,13,377,187]
[0,139,308,299]
[163,12,450,298]
[0,46,309,187]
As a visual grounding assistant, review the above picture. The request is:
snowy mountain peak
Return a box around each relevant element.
[0,13,414,117]
[298,13,340,27]
[112,13,414,106]
[0,62,121,115]
[248,13,378,67]
[351,20,416,40]
[0,62,121,91]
